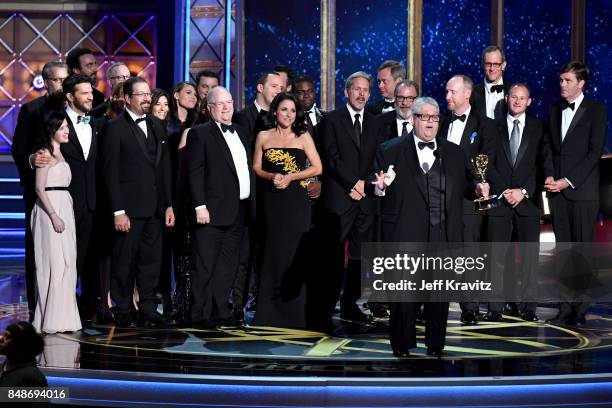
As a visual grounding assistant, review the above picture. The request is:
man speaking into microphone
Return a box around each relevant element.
[369,96,487,358]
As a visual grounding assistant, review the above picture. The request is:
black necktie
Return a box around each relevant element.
[562,101,575,111]
[451,114,466,122]
[382,101,394,109]
[353,113,361,147]
[490,84,504,93]
[221,123,235,133]
[135,117,146,124]
[401,121,410,137]
[418,141,435,150]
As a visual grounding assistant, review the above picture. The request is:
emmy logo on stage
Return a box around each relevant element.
[472,154,498,211]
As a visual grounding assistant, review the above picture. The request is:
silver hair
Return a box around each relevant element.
[42,61,67,80]
[344,71,372,91]
[411,97,439,115]
[105,61,128,80]
[206,86,231,104]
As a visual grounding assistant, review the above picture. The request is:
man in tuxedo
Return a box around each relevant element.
[273,65,295,92]
[544,61,607,326]
[91,62,131,118]
[371,97,487,357]
[470,46,512,120]
[233,71,284,145]
[66,48,105,110]
[194,70,220,123]
[483,83,553,322]
[12,60,68,317]
[438,74,497,324]
[366,60,405,115]
[379,80,419,143]
[187,86,254,328]
[319,71,381,322]
[102,77,175,328]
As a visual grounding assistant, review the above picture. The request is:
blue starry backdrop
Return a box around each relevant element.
[422,0,490,112]
[586,0,612,152]
[244,1,321,106]
[504,0,571,123]
[334,0,407,107]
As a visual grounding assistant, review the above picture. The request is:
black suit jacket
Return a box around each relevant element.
[232,103,267,146]
[62,114,98,213]
[378,110,414,143]
[487,115,553,217]
[12,96,47,193]
[369,136,472,242]
[92,87,105,112]
[470,80,512,120]
[187,121,255,227]
[102,110,171,218]
[438,108,497,166]
[365,99,392,116]
[547,97,607,201]
[305,106,325,146]
[319,106,381,215]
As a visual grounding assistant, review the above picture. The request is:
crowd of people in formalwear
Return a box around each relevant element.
[11,44,607,358]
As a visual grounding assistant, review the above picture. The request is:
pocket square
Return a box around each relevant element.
[384,165,396,186]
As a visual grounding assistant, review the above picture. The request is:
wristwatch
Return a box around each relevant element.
[520,188,529,199]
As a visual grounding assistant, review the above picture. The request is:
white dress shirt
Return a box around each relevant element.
[346,103,364,128]
[506,112,526,147]
[396,116,413,137]
[305,104,320,126]
[195,122,250,211]
[485,79,505,119]
[381,98,395,113]
[561,92,584,141]
[414,134,437,173]
[65,105,92,160]
[447,105,471,146]
[125,108,148,137]
[254,100,264,113]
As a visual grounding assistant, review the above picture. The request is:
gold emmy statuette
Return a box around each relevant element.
[471,154,498,211]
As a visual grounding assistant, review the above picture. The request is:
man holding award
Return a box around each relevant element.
[483,83,554,322]
[370,97,488,357]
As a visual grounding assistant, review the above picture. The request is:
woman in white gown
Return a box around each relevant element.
[31,111,81,334]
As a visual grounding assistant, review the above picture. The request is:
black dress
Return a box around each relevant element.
[253,148,311,328]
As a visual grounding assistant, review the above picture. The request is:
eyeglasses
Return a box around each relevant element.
[396,95,416,102]
[484,62,503,70]
[110,75,130,81]
[414,114,440,122]
[131,92,151,98]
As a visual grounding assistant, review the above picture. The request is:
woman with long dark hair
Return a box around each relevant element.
[31,111,81,333]
[252,92,322,328]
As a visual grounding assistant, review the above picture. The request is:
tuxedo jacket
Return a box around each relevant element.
[102,110,171,218]
[12,95,47,193]
[487,115,553,217]
[438,108,497,167]
[547,97,607,201]
[232,103,266,146]
[62,114,99,213]
[470,80,512,120]
[319,106,381,215]
[365,99,392,116]
[92,87,105,112]
[187,121,255,227]
[378,110,413,143]
[305,106,325,147]
[369,136,472,242]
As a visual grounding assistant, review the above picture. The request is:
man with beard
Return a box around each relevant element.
[12,60,68,319]
[102,77,175,328]
[319,71,381,323]
[66,48,105,110]
[379,80,419,142]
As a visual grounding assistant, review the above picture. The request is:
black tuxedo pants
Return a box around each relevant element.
[487,213,540,313]
[74,206,97,313]
[460,199,485,314]
[550,195,599,318]
[111,216,163,319]
[191,202,248,324]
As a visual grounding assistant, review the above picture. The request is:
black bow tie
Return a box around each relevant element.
[562,101,575,111]
[451,113,466,122]
[382,101,394,109]
[490,84,504,93]
[418,141,435,150]
[221,123,235,133]
[135,117,146,124]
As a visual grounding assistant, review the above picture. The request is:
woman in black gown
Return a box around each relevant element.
[252,92,322,328]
